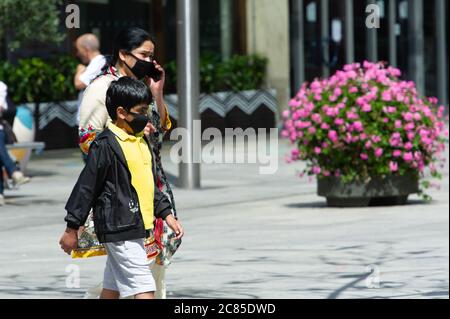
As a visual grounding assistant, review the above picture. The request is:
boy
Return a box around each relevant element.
[59,77,183,299]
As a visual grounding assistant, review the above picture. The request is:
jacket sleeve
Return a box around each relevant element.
[154,187,173,220]
[64,140,109,229]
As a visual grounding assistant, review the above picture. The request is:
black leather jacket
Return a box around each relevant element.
[64,128,172,243]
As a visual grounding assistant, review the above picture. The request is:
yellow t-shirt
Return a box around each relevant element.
[108,123,155,230]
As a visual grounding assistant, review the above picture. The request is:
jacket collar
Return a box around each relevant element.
[97,128,128,168]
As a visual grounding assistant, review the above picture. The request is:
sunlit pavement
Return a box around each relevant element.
[0,133,448,299]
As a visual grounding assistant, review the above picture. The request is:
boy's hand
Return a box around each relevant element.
[165,214,184,240]
[59,228,78,255]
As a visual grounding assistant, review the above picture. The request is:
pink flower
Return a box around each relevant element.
[395,120,403,129]
[321,123,330,130]
[404,142,413,150]
[393,150,402,157]
[349,87,358,94]
[291,149,300,158]
[312,166,322,175]
[346,112,359,120]
[404,123,415,131]
[296,121,312,129]
[365,141,373,149]
[360,153,369,161]
[311,113,322,124]
[390,162,399,172]
[308,127,317,134]
[314,147,322,155]
[382,91,392,101]
[353,121,364,132]
[329,95,338,102]
[375,148,384,158]
[289,99,302,107]
[414,151,423,161]
[328,130,339,143]
[362,103,372,113]
[335,118,345,126]
[282,110,290,119]
[424,138,434,146]
[383,106,397,114]
[403,152,414,162]
[403,112,414,122]
[372,136,382,143]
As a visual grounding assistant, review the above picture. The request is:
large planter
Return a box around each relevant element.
[317,174,420,207]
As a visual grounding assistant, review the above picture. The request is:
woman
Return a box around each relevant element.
[0,81,30,206]
[78,27,181,298]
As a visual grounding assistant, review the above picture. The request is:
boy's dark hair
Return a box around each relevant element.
[106,77,152,121]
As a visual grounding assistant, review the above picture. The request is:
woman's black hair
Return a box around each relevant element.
[103,27,155,70]
[106,77,153,121]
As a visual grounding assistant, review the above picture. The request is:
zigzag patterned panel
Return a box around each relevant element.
[19,89,277,129]
[166,89,277,120]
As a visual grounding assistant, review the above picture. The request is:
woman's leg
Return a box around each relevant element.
[0,164,4,195]
[0,130,17,177]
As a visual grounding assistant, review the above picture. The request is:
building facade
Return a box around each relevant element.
[70,0,448,108]
[6,0,448,149]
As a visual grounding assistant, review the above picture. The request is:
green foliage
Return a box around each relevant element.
[0,55,78,103]
[220,54,268,92]
[0,0,65,53]
[165,53,268,94]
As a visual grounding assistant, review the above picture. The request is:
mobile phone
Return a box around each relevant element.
[148,62,163,82]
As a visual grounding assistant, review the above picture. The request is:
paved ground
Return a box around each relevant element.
[0,135,448,299]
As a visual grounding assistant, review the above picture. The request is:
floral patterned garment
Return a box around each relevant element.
[148,102,178,218]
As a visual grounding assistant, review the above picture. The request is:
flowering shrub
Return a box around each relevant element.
[282,61,448,199]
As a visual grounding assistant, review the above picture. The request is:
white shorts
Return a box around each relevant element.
[103,239,155,298]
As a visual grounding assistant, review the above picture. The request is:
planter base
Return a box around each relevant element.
[318,175,419,208]
[326,196,409,208]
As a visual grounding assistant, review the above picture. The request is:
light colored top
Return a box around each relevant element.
[0,81,8,111]
[79,55,107,86]
[76,55,107,123]
[78,72,119,132]
[108,122,155,230]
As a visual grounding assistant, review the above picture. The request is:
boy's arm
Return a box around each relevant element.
[154,187,173,220]
[64,140,108,230]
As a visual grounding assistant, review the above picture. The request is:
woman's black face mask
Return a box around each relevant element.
[124,53,161,81]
